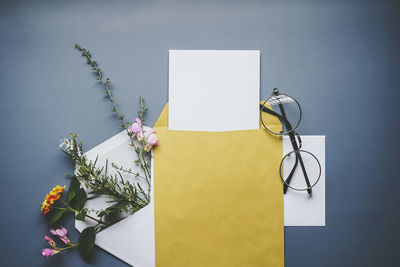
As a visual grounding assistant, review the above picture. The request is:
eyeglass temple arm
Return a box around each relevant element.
[285,152,299,190]
[260,104,312,195]
[282,134,301,192]
[276,102,312,195]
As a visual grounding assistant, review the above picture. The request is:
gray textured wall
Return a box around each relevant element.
[0,0,399,266]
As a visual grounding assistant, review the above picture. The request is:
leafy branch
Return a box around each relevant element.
[42,44,155,262]
[61,134,150,215]
[74,43,152,188]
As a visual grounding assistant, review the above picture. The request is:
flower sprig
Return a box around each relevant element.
[61,133,151,211]
[41,44,159,262]
[74,43,158,211]
[40,183,104,226]
[40,181,103,260]
[128,117,159,152]
[41,227,77,258]
[41,185,66,215]
[74,43,154,186]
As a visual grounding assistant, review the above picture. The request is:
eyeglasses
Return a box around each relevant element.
[260,88,321,195]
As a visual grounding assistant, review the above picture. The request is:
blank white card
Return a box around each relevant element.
[168,50,260,131]
[283,135,326,226]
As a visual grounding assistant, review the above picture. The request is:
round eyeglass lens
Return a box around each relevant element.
[260,94,302,135]
[279,150,321,191]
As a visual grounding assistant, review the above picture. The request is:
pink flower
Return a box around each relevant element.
[44,235,56,247]
[128,117,144,141]
[144,129,159,152]
[134,117,142,126]
[136,131,144,141]
[41,248,59,258]
[128,118,159,150]
[50,227,70,244]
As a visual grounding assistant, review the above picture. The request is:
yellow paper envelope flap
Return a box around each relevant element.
[154,103,169,128]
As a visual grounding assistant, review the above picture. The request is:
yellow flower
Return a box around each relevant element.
[41,185,66,215]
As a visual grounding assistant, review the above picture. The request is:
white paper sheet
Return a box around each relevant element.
[168,50,260,131]
[283,135,326,226]
[75,129,155,267]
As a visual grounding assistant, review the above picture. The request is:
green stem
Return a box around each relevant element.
[57,243,77,251]
[129,136,151,180]
[111,163,147,180]
[53,207,67,211]
[75,44,152,187]
[60,200,109,226]
[138,138,151,185]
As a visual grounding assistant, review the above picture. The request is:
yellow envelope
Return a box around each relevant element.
[153,103,284,267]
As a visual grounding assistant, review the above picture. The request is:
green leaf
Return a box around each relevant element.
[71,188,87,211]
[78,227,96,261]
[68,191,76,202]
[49,210,65,225]
[75,208,88,222]
[67,176,80,202]
[112,204,128,213]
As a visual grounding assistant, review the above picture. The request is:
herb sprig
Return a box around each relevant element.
[41,44,157,261]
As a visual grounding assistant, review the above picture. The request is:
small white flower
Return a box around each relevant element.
[59,138,68,148]
[66,143,74,152]
[59,137,75,152]
[76,148,82,157]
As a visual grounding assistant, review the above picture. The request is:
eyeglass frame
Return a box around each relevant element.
[259,88,321,195]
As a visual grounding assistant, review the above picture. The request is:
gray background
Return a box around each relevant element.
[0,0,399,266]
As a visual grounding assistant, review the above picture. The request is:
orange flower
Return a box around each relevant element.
[41,185,66,215]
